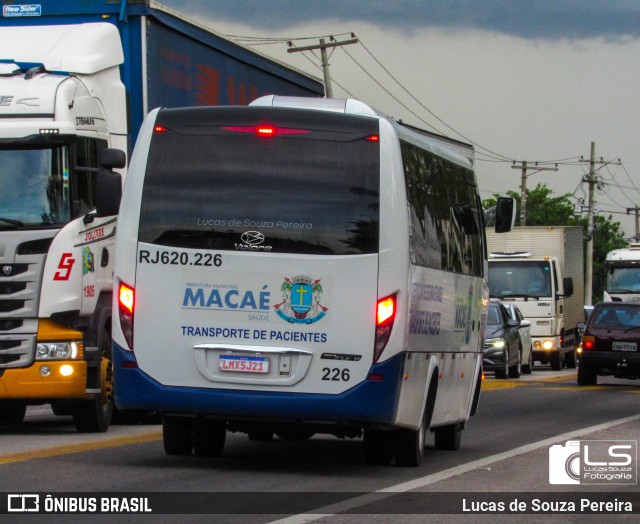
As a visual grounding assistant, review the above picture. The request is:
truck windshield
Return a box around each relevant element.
[488,261,552,298]
[0,148,70,226]
[606,266,640,293]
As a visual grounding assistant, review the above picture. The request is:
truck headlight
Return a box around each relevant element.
[36,341,82,360]
[542,340,554,350]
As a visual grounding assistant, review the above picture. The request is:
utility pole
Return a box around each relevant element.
[580,142,622,305]
[627,206,640,242]
[511,161,558,225]
[287,35,358,98]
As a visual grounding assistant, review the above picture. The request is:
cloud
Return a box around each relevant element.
[162,0,640,40]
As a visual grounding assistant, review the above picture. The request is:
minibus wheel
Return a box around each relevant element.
[193,420,226,457]
[363,429,393,465]
[434,422,462,450]
[163,416,194,455]
[394,418,425,467]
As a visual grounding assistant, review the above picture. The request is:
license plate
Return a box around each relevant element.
[612,342,637,352]
[219,355,270,373]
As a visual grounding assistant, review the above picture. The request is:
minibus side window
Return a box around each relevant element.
[402,140,481,276]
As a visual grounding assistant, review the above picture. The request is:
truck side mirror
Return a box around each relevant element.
[95,149,125,217]
[494,197,516,233]
[100,148,127,169]
[563,277,574,298]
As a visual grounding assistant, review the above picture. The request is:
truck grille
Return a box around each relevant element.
[0,231,53,369]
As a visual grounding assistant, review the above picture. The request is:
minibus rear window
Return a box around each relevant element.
[138,108,380,255]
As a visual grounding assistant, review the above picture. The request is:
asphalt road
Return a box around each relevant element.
[0,368,638,522]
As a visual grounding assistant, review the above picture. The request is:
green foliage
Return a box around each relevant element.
[483,183,629,303]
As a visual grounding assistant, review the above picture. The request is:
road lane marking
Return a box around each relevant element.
[267,413,640,524]
[482,372,575,391]
[0,430,162,465]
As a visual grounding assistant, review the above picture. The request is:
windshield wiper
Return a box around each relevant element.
[623,325,640,333]
[0,217,24,227]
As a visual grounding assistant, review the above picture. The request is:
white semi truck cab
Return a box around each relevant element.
[0,23,126,431]
[604,243,640,303]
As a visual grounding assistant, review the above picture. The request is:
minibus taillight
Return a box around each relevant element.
[222,125,310,137]
[118,282,135,349]
[374,294,397,362]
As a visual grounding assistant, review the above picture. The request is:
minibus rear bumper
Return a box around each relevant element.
[113,343,404,425]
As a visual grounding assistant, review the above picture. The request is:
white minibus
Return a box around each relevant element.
[111,96,514,466]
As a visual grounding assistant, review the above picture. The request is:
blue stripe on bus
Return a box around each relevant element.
[113,343,404,424]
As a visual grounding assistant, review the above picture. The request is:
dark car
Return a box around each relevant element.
[484,301,523,379]
[577,302,640,385]
[501,302,533,374]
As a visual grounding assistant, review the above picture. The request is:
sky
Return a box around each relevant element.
[159,0,640,238]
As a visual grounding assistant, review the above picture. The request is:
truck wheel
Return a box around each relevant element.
[564,349,577,369]
[522,347,533,374]
[363,429,393,466]
[550,351,563,371]
[72,333,114,433]
[434,422,462,450]
[163,416,193,455]
[0,404,27,424]
[508,347,522,378]
[577,364,597,386]
[193,420,226,457]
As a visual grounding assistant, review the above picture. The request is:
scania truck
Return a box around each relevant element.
[486,226,584,370]
[0,1,322,431]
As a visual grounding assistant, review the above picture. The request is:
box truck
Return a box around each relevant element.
[0,1,322,431]
[486,226,584,370]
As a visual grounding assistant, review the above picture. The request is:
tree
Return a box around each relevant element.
[484,183,628,303]
[483,183,577,227]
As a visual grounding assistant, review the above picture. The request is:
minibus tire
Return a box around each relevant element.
[394,420,425,467]
[434,422,462,450]
[193,420,226,457]
[363,429,393,466]
[163,416,194,455]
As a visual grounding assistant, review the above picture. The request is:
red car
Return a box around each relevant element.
[577,302,640,385]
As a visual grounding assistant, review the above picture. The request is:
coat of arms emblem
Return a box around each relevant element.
[274,275,328,324]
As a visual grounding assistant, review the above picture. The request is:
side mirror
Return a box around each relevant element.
[506,319,520,328]
[495,197,516,233]
[520,320,531,328]
[95,149,125,217]
[100,148,126,169]
[563,277,574,298]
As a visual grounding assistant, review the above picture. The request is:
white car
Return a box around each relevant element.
[501,302,533,374]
